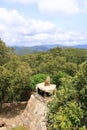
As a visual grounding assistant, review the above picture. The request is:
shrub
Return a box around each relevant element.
[29,73,50,91]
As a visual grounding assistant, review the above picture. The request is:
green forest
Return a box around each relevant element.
[0,39,87,130]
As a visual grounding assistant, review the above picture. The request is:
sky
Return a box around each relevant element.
[0,0,87,46]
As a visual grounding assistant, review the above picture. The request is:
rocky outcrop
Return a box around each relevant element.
[21,94,48,130]
[2,94,48,130]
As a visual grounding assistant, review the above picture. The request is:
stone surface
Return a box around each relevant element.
[0,127,7,130]
[0,121,6,127]
[0,94,48,130]
[21,94,48,130]
[36,82,56,94]
[44,76,50,86]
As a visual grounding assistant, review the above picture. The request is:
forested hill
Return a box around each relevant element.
[14,45,49,55]
[14,44,87,55]
[0,39,87,130]
[13,44,58,55]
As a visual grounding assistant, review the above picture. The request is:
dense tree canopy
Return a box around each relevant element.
[47,62,87,130]
[0,40,32,102]
[0,39,11,65]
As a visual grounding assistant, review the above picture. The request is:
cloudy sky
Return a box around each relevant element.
[0,0,87,46]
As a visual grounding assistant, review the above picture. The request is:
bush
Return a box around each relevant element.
[29,73,50,91]
[52,71,72,88]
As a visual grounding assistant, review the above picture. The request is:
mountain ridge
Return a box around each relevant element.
[13,44,87,55]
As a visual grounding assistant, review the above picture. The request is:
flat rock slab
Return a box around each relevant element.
[36,82,56,93]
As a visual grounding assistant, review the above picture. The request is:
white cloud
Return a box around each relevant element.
[0,8,87,46]
[0,8,56,46]
[6,0,39,4]
[5,0,87,15]
[38,0,79,15]
[39,0,87,15]
[54,31,87,46]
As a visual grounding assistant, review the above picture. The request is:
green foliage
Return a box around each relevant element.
[0,39,11,65]
[5,60,32,102]
[64,48,87,65]
[29,73,49,91]
[52,71,71,88]
[47,75,86,130]
[74,61,87,107]
[21,47,87,76]
[48,101,84,130]
[0,58,32,102]
[73,61,87,127]
[0,66,12,102]
[64,62,77,76]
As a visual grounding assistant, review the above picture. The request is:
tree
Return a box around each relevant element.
[47,75,86,130]
[0,66,11,102]
[74,61,87,108]
[74,61,87,127]
[48,101,84,130]
[52,71,71,88]
[0,39,11,65]
[3,60,32,102]
[64,62,77,76]
[29,73,49,91]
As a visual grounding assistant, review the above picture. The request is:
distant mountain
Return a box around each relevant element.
[13,44,59,55]
[13,44,87,55]
[72,44,87,49]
